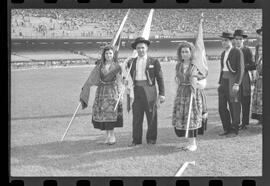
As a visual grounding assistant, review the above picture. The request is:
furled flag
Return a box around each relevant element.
[113,33,122,60]
[192,13,208,78]
[126,9,155,112]
[79,9,130,109]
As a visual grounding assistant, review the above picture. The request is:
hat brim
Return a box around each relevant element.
[233,34,248,38]
[219,35,234,39]
[131,40,150,49]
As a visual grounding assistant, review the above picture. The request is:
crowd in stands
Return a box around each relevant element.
[11,9,262,39]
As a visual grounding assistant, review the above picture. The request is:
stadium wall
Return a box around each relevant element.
[11,38,258,69]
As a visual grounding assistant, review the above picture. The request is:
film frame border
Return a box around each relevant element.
[7,0,270,185]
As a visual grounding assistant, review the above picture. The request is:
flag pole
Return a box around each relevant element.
[113,54,135,111]
[185,12,205,138]
[111,9,130,46]
[185,93,193,138]
[61,102,81,141]
[114,9,155,112]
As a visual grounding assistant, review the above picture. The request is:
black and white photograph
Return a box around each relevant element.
[10,8,262,176]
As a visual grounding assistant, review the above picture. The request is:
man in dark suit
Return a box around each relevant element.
[255,26,262,62]
[218,32,245,136]
[233,29,256,129]
[127,37,165,146]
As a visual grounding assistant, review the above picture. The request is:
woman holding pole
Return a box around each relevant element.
[91,45,123,145]
[172,42,207,152]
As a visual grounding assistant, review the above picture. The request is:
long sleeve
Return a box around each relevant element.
[235,49,245,85]
[80,64,101,109]
[218,51,225,84]
[244,47,256,71]
[154,59,165,96]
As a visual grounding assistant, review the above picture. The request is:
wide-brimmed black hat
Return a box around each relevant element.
[131,37,150,49]
[256,27,262,35]
[219,32,234,39]
[233,29,248,38]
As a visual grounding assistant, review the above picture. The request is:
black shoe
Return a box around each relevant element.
[227,129,238,136]
[226,133,237,137]
[128,142,141,147]
[147,140,156,145]
[239,124,247,130]
[219,131,230,136]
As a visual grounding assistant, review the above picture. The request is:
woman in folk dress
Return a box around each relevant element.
[172,42,207,152]
[251,44,263,124]
[92,45,123,145]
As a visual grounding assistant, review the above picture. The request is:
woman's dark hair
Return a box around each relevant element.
[175,41,195,77]
[176,41,195,63]
[100,45,117,66]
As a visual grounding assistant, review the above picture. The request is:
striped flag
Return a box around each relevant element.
[79,9,130,109]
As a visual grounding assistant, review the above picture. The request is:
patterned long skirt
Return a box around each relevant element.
[251,77,262,121]
[92,83,123,130]
[172,85,206,138]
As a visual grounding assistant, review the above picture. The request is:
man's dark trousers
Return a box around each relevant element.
[132,83,157,144]
[218,78,241,133]
[240,74,251,126]
[241,92,251,126]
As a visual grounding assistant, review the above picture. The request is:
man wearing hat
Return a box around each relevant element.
[218,32,245,136]
[255,27,262,62]
[127,37,165,146]
[233,29,256,129]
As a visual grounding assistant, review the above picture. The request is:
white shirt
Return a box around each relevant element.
[135,54,148,80]
[223,47,232,72]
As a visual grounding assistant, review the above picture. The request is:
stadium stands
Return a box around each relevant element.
[11,9,262,39]
[10,9,262,68]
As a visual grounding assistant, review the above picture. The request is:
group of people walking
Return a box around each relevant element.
[81,27,263,152]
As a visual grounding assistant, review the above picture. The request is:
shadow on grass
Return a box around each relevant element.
[11,129,181,172]
[11,112,92,121]
[11,110,261,173]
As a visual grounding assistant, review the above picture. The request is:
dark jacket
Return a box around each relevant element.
[218,47,245,85]
[128,56,165,96]
[241,46,256,72]
[218,47,245,102]
[240,46,256,96]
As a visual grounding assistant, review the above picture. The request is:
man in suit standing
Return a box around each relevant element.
[127,37,165,146]
[218,32,245,136]
[233,29,257,129]
[233,29,256,129]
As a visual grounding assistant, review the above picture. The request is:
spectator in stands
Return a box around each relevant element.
[11,9,262,39]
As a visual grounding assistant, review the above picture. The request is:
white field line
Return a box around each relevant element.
[174,161,195,177]
[11,64,95,72]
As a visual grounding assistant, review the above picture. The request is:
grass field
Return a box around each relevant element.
[10,61,262,176]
